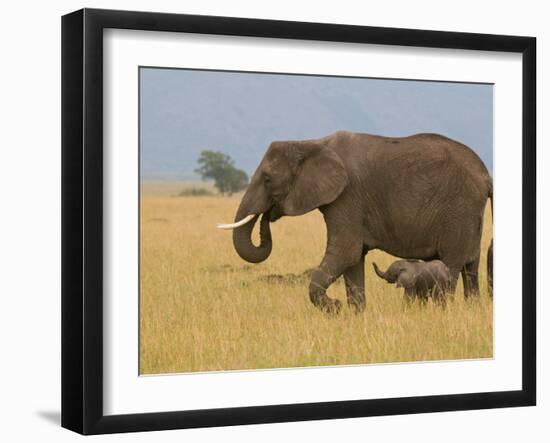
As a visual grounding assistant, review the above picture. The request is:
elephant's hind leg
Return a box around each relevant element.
[461,254,480,298]
[344,255,366,313]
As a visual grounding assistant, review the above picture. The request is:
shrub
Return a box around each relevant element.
[176,187,215,197]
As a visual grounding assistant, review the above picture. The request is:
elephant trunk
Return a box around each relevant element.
[373,262,389,281]
[232,208,272,264]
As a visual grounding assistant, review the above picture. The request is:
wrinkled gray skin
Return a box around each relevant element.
[373,260,452,304]
[231,131,493,314]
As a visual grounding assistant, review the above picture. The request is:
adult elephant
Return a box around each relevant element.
[218,131,493,314]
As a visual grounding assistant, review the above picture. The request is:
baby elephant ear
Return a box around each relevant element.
[282,143,349,216]
[396,271,415,289]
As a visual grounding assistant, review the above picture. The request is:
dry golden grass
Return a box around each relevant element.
[140,183,493,374]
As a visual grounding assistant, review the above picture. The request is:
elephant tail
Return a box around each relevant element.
[487,180,493,295]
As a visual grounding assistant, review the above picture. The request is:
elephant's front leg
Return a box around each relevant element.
[309,256,345,315]
[310,209,363,314]
[309,244,362,314]
[344,255,366,313]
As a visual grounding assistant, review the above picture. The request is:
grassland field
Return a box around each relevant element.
[140,181,493,374]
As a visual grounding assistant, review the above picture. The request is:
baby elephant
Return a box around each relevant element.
[373,259,452,304]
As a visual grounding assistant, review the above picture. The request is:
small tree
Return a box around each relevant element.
[226,168,249,195]
[195,150,249,196]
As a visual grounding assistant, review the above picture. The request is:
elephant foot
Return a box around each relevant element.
[347,297,365,314]
[322,299,342,315]
[310,289,342,315]
[431,290,448,308]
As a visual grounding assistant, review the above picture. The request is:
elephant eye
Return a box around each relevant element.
[264,174,272,184]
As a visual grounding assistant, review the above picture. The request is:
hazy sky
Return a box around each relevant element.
[140,68,493,180]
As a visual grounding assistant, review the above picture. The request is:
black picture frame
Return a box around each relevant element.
[61,8,536,435]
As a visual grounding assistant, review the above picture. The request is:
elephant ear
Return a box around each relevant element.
[396,270,416,289]
[282,142,349,216]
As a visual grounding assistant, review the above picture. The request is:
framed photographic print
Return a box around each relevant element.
[61,8,536,435]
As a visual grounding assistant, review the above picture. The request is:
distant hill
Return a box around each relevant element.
[140,69,493,180]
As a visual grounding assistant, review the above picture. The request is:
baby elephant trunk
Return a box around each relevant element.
[372,262,390,281]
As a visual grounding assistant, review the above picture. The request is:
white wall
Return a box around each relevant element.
[0,0,546,441]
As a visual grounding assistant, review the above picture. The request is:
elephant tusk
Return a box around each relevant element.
[216,214,256,230]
